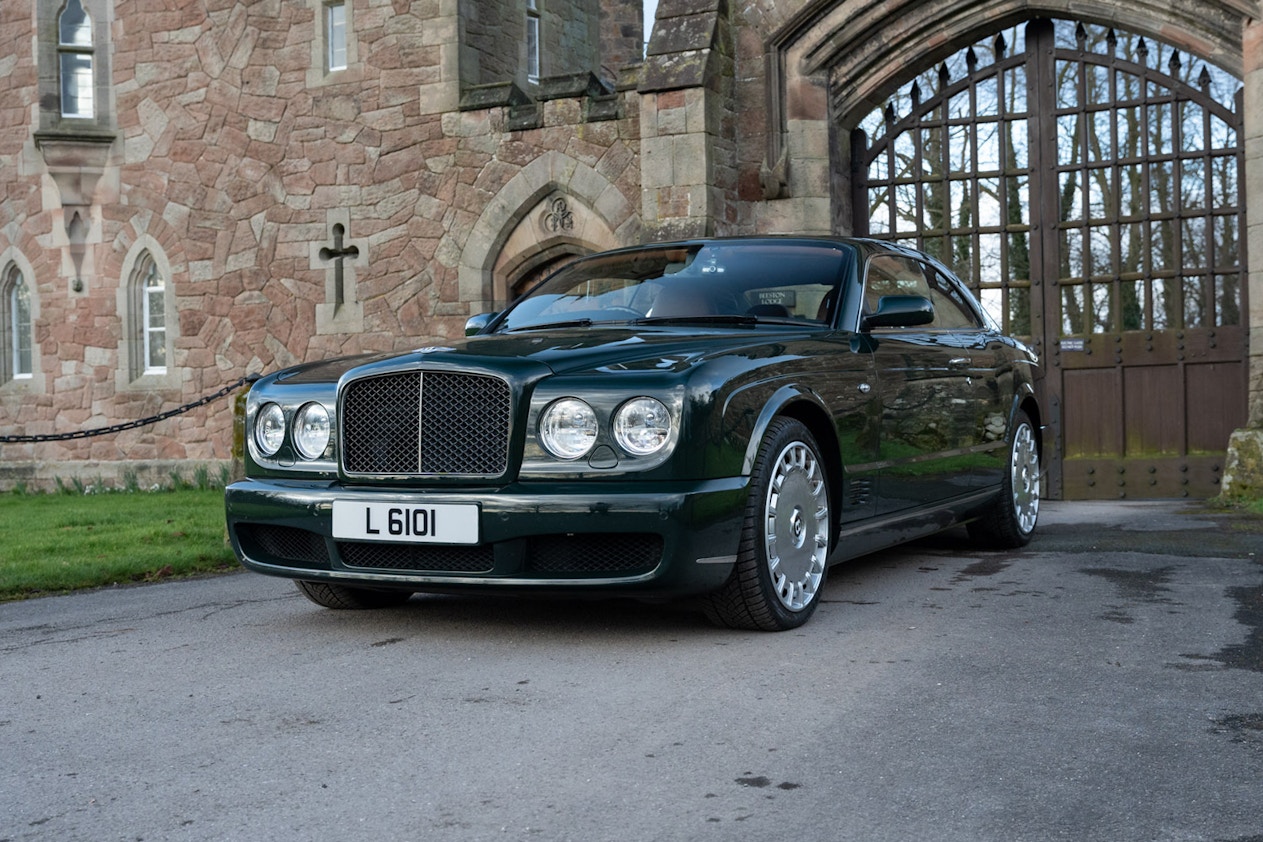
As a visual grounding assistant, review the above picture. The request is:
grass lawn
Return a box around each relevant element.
[0,488,239,601]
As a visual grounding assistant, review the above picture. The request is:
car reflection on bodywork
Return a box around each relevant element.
[225,237,1041,630]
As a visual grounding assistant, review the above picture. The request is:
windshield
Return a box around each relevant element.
[492,242,853,332]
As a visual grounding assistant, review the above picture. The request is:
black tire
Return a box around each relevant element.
[703,418,832,631]
[295,580,413,609]
[968,409,1041,548]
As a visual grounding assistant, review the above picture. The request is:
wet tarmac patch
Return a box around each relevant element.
[1209,713,1263,751]
[1080,566,1178,604]
[734,776,801,790]
[1205,583,1263,673]
[954,557,1013,579]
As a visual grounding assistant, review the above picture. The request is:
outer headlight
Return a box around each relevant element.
[293,402,331,460]
[539,398,598,460]
[254,402,286,457]
[613,397,672,456]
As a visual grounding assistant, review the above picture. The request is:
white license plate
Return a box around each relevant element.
[331,501,480,544]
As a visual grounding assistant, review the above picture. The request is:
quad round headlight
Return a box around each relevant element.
[613,397,672,456]
[254,402,286,457]
[539,398,598,460]
[293,402,331,460]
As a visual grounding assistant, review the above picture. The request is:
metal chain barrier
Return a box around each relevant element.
[0,374,260,444]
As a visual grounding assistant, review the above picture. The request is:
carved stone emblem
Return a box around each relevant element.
[541,197,574,233]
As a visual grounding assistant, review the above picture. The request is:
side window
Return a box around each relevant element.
[926,268,983,329]
[863,254,931,314]
[2,264,34,382]
[863,254,982,330]
[58,0,94,118]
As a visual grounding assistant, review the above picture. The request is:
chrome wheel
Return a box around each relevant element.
[764,440,830,612]
[702,418,833,631]
[968,408,1040,549]
[1010,420,1040,536]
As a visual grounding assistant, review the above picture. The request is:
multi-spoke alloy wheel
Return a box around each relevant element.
[969,409,1041,548]
[703,418,832,631]
[764,440,829,612]
[1010,418,1040,535]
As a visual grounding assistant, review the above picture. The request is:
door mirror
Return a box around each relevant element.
[465,312,497,336]
[862,295,934,330]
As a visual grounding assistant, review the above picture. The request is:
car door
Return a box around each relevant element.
[862,254,982,514]
[922,264,1012,490]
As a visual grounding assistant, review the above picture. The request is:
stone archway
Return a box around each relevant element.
[493,193,621,304]
[456,151,640,314]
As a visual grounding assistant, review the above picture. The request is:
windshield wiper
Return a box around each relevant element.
[501,318,594,332]
[635,314,759,327]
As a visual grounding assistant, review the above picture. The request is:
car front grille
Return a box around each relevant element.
[236,524,331,567]
[337,541,496,573]
[340,371,511,477]
[525,533,664,574]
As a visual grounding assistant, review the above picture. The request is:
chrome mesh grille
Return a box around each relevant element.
[236,524,330,567]
[526,534,664,574]
[337,541,495,573]
[341,371,510,476]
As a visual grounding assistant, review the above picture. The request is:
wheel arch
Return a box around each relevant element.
[1012,385,1043,458]
[741,385,844,547]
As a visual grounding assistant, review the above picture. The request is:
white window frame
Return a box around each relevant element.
[526,0,541,83]
[326,1,347,72]
[58,0,94,119]
[138,256,167,375]
[116,240,179,391]
[3,265,33,382]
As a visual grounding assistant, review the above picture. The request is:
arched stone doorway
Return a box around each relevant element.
[848,18,1246,499]
[493,194,605,303]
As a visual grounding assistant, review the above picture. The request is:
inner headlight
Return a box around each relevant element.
[613,397,672,456]
[254,402,286,457]
[539,398,598,460]
[293,402,331,460]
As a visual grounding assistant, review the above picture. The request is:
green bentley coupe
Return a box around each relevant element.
[226,237,1041,630]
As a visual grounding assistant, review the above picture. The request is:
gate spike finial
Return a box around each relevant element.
[994,33,1007,59]
[1168,50,1181,74]
[1137,38,1148,63]
[966,46,977,71]
[1198,65,1212,90]
[1075,22,1087,48]
[938,62,950,87]
[910,80,921,107]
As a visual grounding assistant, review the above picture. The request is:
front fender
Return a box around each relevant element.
[735,383,833,475]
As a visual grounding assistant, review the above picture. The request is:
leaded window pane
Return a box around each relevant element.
[9,272,32,379]
[60,52,93,118]
[138,258,167,374]
[59,0,91,46]
[327,2,347,71]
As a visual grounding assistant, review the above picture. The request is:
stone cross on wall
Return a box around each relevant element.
[312,215,366,334]
[318,223,359,307]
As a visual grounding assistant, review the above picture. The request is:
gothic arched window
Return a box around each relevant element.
[2,265,33,382]
[130,251,168,377]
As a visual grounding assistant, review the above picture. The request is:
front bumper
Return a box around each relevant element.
[225,476,749,598]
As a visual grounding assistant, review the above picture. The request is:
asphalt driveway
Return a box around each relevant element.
[2,500,1261,841]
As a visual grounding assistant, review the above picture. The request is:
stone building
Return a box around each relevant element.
[1,0,1262,499]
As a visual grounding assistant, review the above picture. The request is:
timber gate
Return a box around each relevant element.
[851,18,1247,499]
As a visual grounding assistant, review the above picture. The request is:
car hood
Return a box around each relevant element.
[274,326,819,385]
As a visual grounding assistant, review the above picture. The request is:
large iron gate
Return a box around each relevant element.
[851,18,1246,499]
